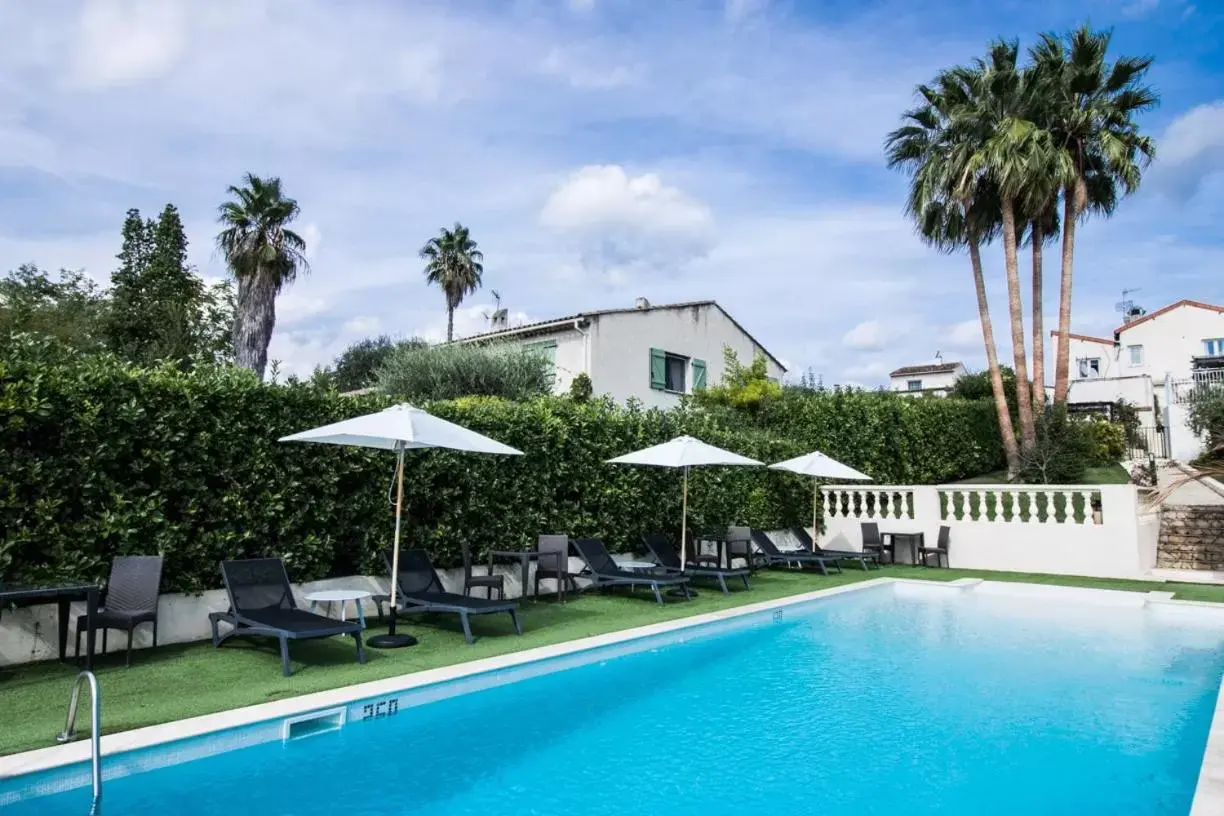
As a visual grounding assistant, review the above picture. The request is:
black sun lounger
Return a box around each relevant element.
[788,527,880,571]
[572,538,692,604]
[378,550,522,644]
[748,530,844,575]
[209,558,365,677]
[641,533,751,595]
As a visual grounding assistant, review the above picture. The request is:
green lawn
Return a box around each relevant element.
[957,464,1132,484]
[3,564,1223,757]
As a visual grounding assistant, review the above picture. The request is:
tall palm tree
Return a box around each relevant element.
[215,174,309,380]
[420,223,484,342]
[1028,26,1158,405]
[1022,202,1059,415]
[887,72,1022,476]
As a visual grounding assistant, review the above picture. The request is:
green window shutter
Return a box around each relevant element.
[525,341,558,388]
[692,358,707,390]
[649,348,666,390]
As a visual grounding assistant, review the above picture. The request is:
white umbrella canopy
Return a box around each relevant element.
[769,450,872,551]
[607,435,763,569]
[280,403,522,647]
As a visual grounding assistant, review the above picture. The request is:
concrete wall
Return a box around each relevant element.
[588,304,784,409]
[1052,334,1120,381]
[495,328,588,396]
[1067,374,1155,410]
[819,483,1155,579]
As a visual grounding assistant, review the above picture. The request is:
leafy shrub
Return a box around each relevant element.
[1018,407,1093,484]
[1189,386,1224,458]
[325,335,426,392]
[0,336,1006,592]
[377,342,551,402]
[568,372,593,402]
[694,347,782,412]
[1080,415,1126,465]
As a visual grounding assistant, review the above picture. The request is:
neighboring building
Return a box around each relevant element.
[453,299,785,407]
[1053,299,1224,460]
[888,361,967,397]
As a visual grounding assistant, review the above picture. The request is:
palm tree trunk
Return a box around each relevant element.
[1029,221,1045,415]
[1001,197,1036,455]
[232,269,276,380]
[1053,192,1078,405]
[969,236,1020,477]
[446,306,455,343]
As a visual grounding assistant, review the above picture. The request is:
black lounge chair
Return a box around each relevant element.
[748,530,844,575]
[209,558,365,677]
[788,527,880,571]
[572,538,692,604]
[75,555,163,668]
[919,525,951,568]
[642,533,750,595]
[378,550,522,644]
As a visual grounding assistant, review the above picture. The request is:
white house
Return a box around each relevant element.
[453,299,786,407]
[888,361,966,397]
[1054,299,1224,459]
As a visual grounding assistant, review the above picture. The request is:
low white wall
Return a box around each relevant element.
[0,558,592,667]
[821,484,1153,580]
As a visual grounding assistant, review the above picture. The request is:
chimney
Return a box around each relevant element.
[634,297,651,310]
[490,308,508,330]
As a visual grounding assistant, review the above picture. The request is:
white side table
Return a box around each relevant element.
[305,589,373,629]
[616,560,658,572]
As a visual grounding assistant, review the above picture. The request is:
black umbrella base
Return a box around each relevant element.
[367,633,418,649]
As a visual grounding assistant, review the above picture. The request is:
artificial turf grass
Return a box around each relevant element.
[4,563,1224,758]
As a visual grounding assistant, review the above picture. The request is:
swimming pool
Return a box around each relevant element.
[6,580,1224,815]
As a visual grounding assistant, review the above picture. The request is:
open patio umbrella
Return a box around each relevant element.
[606,435,762,569]
[280,403,522,648]
[769,451,871,550]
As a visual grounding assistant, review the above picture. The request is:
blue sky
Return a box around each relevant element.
[1,0,1221,384]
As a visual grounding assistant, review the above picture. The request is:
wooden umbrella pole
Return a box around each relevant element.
[681,466,689,571]
[812,479,819,552]
[389,444,406,609]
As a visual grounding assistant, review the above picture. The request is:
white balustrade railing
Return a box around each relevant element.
[818,482,1156,579]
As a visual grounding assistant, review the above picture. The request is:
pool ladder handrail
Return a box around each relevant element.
[57,670,101,816]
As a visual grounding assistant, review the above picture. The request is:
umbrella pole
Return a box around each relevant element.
[812,479,819,552]
[369,444,417,649]
[680,466,689,571]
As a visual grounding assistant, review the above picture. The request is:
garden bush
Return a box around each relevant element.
[0,337,1004,592]
[376,342,552,402]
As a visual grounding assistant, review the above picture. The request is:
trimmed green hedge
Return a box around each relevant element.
[0,338,1003,592]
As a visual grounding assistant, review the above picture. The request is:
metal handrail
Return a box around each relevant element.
[57,671,101,816]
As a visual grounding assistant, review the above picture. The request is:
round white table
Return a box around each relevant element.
[305,589,372,629]
[616,560,658,572]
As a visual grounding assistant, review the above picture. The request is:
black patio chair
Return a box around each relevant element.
[74,555,163,668]
[861,522,894,564]
[919,525,951,568]
[462,542,505,600]
[642,533,750,595]
[572,538,691,604]
[209,558,365,677]
[788,527,879,571]
[379,550,521,644]
[726,526,769,572]
[534,534,579,602]
[748,530,843,575]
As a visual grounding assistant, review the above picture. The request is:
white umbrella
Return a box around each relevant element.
[280,403,522,647]
[769,451,872,550]
[606,435,762,569]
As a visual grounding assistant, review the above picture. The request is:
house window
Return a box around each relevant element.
[649,348,688,393]
[907,380,923,391]
[523,340,557,387]
[1077,358,1101,379]
[1204,338,1224,357]
[1127,345,1144,366]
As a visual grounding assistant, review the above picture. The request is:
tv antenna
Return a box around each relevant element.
[1115,288,1140,316]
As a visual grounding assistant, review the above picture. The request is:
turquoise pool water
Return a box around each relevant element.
[8,584,1224,815]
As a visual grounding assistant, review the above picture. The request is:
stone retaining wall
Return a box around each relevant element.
[1157,506,1224,570]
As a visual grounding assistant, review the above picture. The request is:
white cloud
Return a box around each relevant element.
[1153,101,1224,199]
[69,0,188,90]
[1121,0,1161,16]
[342,315,381,335]
[540,47,642,89]
[842,320,888,351]
[567,0,597,13]
[725,0,768,24]
[943,319,983,350]
[416,303,536,344]
[300,223,322,260]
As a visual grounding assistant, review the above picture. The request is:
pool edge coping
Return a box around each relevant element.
[1192,662,1224,815]
[0,575,899,779]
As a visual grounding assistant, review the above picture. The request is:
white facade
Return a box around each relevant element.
[1055,333,1120,383]
[455,301,785,407]
[1114,302,1224,383]
[888,362,966,397]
